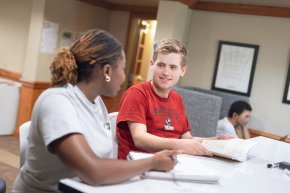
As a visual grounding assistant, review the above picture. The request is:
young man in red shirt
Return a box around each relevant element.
[117,39,228,159]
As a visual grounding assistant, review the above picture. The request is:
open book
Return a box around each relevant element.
[202,138,257,162]
[127,151,219,183]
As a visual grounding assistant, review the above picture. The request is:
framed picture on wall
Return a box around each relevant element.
[283,61,290,104]
[212,41,259,96]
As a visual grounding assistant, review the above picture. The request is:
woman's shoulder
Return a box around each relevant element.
[40,84,74,97]
[35,84,75,106]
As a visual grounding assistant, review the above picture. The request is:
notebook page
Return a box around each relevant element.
[127,152,219,183]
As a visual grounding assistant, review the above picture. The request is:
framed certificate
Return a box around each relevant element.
[212,41,259,96]
[283,62,290,104]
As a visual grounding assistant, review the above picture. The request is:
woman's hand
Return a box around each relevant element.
[150,150,182,172]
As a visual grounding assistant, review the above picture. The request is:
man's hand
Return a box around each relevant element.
[176,139,213,156]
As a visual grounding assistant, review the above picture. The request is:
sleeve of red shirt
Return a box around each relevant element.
[183,116,192,135]
[117,87,148,130]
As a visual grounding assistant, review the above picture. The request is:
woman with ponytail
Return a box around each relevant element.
[13,29,179,193]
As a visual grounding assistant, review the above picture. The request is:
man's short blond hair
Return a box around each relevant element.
[152,39,187,66]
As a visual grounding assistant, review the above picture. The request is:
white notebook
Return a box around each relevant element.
[127,151,220,183]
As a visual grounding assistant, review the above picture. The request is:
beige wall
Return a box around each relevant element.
[0,0,33,73]
[22,0,46,81]
[37,1,130,82]
[154,0,191,43]
[108,10,130,47]
[0,0,130,82]
[44,0,110,32]
[35,0,111,82]
[181,10,290,136]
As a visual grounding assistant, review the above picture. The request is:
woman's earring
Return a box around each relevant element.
[105,75,111,82]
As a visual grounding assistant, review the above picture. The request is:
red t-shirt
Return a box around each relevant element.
[117,81,191,159]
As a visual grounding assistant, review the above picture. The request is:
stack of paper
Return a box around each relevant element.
[128,152,220,183]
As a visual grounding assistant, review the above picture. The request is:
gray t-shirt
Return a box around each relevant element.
[13,84,113,193]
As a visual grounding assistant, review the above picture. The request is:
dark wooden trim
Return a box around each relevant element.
[249,128,290,143]
[111,4,157,15]
[78,0,111,9]
[190,2,290,18]
[78,0,157,15]
[0,68,21,81]
[79,0,290,19]
[177,0,197,7]
[0,68,51,89]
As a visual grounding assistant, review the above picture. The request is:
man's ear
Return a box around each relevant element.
[180,65,187,77]
[148,60,154,71]
[149,59,154,67]
[232,112,239,119]
[102,64,112,77]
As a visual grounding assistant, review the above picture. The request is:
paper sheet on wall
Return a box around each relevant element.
[40,21,59,54]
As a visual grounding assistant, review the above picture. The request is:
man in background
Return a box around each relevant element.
[216,100,252,139]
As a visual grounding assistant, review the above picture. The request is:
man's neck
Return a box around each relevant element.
[150,81,170,98]
[228,116,239,128]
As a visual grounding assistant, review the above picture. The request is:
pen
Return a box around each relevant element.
[267,162,280,168]
[279,161,290,170]
[171,155,179,163]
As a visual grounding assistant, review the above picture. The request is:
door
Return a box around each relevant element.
[102,14,157,112]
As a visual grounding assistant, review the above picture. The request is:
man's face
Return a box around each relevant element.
[237,110,251,127]
[150,53,186,94]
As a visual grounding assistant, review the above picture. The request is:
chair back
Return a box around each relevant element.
[184,87,249,119]
[108,112,118,158]
[0,178,6,193]
[19,121,31,168]
[174,87,222,137]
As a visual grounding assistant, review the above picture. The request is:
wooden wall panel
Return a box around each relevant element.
[0,68,21,81]
[78,0,157,15]
[101,88,124,113]
[13,80,51,137]
[249,128,290,143]
[190,2,290,18]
